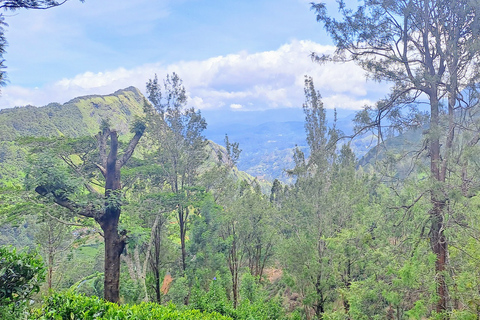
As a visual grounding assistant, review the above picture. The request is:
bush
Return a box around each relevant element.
[0,246,45,319]
[190,276,234,317]
[29,292,232,319]
[190,273,286,320]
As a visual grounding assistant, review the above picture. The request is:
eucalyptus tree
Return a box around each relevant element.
[313,0,480,314]
[30,119,145,303]
[145,73,207,272]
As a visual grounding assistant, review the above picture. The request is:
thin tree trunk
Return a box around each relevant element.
[228,223,239,309]
[47,227,54,290]
[179,206,187,272]
[314,273,324,320]
[430,93,448,315]
[431,200,448,313]
[47,252,53,290]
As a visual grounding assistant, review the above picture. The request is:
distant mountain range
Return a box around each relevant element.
[203,108,377,181]
[0,87,379,184]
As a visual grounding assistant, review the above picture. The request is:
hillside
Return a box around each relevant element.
[0,86,145,141]
[205,109,376,182]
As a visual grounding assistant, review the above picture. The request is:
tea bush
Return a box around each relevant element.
[0,246,45,320]
[29,292,232,320]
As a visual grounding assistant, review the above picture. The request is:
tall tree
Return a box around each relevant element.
[31,120,145,303]
[145,73,207,272]
[313,0,480,314]
[282,77,338,319]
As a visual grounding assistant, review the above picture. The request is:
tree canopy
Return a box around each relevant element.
[313,0,480,315]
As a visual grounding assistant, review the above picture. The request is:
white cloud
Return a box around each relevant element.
[230,103,243,109]
[0,39,388,111]
[323,95,374,110]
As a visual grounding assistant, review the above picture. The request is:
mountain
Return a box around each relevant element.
[205,120,306,182]
[203,109,375,182]
[0,86,145,141]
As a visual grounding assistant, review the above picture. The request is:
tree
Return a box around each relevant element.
[34,207,83,291]
[1,0,78,10]
[279,77,382,319]
[121,193,176,304]
[313,0,480,314]
[145,73,207,272]
[30,120,145,303]
[281,78,336,319]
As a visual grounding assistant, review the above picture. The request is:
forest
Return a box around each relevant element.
[3,0,480,319]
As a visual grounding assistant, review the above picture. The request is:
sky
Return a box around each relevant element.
[0,0,388,115]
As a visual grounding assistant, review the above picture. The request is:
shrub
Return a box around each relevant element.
[29,292,232,320]
[0,246,45,319]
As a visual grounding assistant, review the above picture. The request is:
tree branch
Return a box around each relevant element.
[35,186,99,219]
[43,210,84,226]
[96,129,109,174]
[0,0,69,11]
[119,131,144,168]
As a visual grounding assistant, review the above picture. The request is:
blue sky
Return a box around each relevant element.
[0,0,387,113]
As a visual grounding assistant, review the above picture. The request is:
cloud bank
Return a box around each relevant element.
[1,40,387,111]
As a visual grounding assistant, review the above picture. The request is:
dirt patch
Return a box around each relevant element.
[161,273,173,295]
[264,268,283,283]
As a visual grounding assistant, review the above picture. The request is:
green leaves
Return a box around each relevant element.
[30,292,233,320]
[130,116,147,135]
[0,246,45,306]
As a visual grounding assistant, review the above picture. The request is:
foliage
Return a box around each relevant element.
[0,246,45,319]
[313,0,480,314]
[145,72,208,272]
[29,291,231,320]
[6,31,480,318]
[0,246,45,305]
[189,273,285,320]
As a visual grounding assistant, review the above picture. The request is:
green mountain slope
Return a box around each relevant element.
[0,86,145,141]
[358,127,427,180]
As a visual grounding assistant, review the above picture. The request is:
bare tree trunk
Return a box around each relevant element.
[226,222,240,309]
[100,210,124,303]
[343,258,351,315]
[47,250,53,290]
[97,128,143,302]
[314,273,325,320]
[431,200,448,313]
[47,226,54,290]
